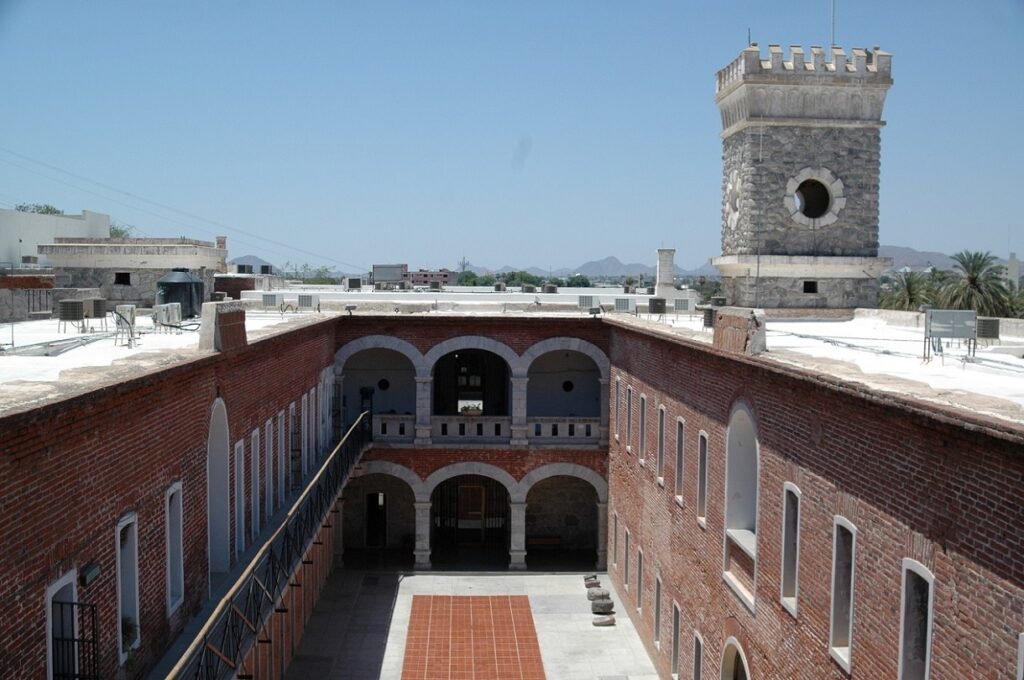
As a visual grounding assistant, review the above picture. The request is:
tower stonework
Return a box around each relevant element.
[711,44,894,308]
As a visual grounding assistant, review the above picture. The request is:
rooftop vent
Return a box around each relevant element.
[542,284,558,294]
[58,299,84,322]
[614,298,636,313]
[262,293,283,309]
[297,294,320,312]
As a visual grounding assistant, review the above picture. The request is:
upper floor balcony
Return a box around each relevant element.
[336,334,610,449]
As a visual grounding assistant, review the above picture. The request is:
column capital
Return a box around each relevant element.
[510,376,529,386]
[414,375,433,384]
[596,501,607,510]
[413,501,432,511]
[598,377,610,386]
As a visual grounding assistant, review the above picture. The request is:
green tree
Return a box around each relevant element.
[565,274,591,287]
[879,271,932,311]
[109,221,135,238]
[15,203,62,215]
[1007,281,1024,319]
[478,274,495,286]
[939,251,1010,317]
[457,271,478,285]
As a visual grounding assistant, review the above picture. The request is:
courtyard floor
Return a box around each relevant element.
[285,570,659,680]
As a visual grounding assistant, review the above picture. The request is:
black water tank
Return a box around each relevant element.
[156,269,204,318]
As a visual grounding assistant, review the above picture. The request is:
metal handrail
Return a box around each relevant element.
[167,411,371,679]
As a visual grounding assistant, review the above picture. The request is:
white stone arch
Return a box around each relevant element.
[422,462,518,503]
[350,460,425,499]
[206,397,231,578]
[335,335,429,376]
[424,335,524,377]
[725,399,761,534]
[514,463,608,504]
[721,636,752,680]
[520,337,610,380]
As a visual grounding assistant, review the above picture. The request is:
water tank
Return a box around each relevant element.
[155,269,204,318]
[494,282,506,292]
[649,298,666,314]
[542,283,558,294]
[522,284,536,293]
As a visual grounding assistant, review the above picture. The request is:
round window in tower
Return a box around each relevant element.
[784,167,846,227]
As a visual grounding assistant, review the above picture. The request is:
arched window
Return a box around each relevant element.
[721,638,750,680]
[723,402,759,609]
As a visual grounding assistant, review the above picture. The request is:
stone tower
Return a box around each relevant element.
[711,44,893,308]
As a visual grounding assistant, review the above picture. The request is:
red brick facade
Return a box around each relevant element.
[2,311,1021,678]
[604,321,1024,679]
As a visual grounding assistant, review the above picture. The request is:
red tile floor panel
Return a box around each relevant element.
[401,595,546,680]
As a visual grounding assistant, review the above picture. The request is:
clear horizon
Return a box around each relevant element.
[0,1,1021,272]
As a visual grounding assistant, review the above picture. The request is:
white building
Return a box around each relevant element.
[0,208,110,267]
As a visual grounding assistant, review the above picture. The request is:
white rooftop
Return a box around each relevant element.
[1,291,1021,427]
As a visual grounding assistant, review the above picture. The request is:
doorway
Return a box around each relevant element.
[431,475,510,568]
[366,492,388,549]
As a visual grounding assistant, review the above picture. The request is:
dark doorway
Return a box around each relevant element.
[431,475,510,568]
[432,350,510,415]
[366,492,387,549]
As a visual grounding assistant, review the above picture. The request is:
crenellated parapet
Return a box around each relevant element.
[715,44,893,135]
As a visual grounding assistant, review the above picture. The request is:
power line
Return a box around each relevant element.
[0,145,370,272]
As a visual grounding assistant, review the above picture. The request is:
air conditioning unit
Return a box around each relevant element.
[262,293,283,309]
[674,298,694,313]
[236,264,253,274]
[614,298,636,313]
[578,295,596,309]
[347,277,362,291]
[58,299,84,322]
[259,265,273,275]
[297,294,320,311]
[115,304,136,327]
[82,298,107,318]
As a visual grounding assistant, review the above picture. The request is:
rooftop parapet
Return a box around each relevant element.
[716,43,892,97]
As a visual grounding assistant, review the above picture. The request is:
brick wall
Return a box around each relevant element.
[605,322,1024,679]
[0,317,338,677]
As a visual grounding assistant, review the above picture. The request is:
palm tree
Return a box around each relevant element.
[1008,281,1024,319]
[939,250,1010,317]
[879,271,932,311]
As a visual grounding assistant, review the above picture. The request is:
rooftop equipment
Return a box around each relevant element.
[578,295,597,309]
[114,304,136,346]
[542,283,558,294]
[923,309,977,361]
[614,298,637,314]
[235,264,253,274]
[522,284,537,294]
[674,297,695,314]
[57,299,84,333]
[429,281,441,291]
[494,282,506,292]
[347,277,362,291]
[262,293,284,310]
[297,294,320,312]
[259,265,273,275]
[156,269,204,318]
[976,317,1000,341]
[649,297,667,316]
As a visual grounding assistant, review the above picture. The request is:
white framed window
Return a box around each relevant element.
[780,482,801,618]
[638,394,647,464]
[301,394,310,475]
[613,512,619,567]
[636,549,644,610]
[165,482,184,615]
[670,603,681,678]
[46,570,78,680]
[626,387,633,454]
[624,530,631,589]
[234,440,245,557]
[251,429,261,540]
[614,378,621,440]
[674,418,685,501]
[723,403,759,610]
[829,515,857,672]
[654,576,662,646]
[265,420,273,519]
[277,410,286,507]
[116,513,140,664]
[696,432,708,527]
[288,402,298,487]
[692,632,704,680]
[656,405,666,483]
[898,559,935,680]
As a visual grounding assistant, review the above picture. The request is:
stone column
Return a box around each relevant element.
[510,376,529,446]
[413,501,432,569]
[595,502,608,570]
[598,378,610,441]
[509,501,527,570]
[414,376,433,445]
[333,498,345,567]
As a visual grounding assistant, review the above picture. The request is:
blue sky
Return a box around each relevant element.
[0,1,1021,273]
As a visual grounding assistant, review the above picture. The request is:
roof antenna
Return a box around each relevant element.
[747,27,751,46]
[830,0,837,47]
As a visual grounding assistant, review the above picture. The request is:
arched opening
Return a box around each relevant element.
[207,398,231,581]
[342,473,416,568]
[526,350,600,417]
[342,348,417,423]
[724,403,759,607]
[432,349,510,415]
[524,476,597,570]
[721,640,750,680]
[430,474,510,568]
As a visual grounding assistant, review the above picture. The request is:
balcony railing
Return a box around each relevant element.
[51,601,100,680]
[432,415,512,443]
[167,412,371,680]
[527,417,601,445]
[374,414,416,443]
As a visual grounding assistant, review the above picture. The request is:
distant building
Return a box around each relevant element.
[372,263,408,284]
[38,235,227,307]
[0,208,110,268]
[408,268,452,286]
[1007,252,1020,288]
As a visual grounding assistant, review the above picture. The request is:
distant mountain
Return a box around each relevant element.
[575,256,654,278]
[878,245,956,271]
